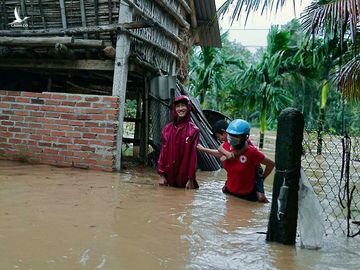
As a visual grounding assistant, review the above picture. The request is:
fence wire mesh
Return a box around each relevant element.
[302,130,360,237]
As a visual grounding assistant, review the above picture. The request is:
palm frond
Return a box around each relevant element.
[337,57,360,101]
[218,0,295,25]
[301,0,360,48]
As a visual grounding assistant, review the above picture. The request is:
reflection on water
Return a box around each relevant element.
[0,160,359,269]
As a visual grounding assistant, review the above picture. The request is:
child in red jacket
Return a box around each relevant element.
[157,95,200,189]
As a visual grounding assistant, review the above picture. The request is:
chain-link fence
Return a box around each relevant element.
[302,130,360,237]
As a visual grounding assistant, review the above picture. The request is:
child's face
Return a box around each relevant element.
[175,102,188,118]
[215,131,228,143]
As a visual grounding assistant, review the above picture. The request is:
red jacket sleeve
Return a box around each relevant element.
[157,127,167,175]
[187,128,199,180]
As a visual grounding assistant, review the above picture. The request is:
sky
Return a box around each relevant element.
[215,0,312,51]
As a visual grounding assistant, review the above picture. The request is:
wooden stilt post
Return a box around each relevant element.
[266,107,304,244]
[113,1,132,171]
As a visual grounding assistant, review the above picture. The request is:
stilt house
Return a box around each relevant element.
[0,0,221,171]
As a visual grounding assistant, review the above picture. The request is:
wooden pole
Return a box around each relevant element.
[266,108,304,244]
[0,36,73,46]
[113,1,132,171]
[0,21,148,36]
[59,0,68,29]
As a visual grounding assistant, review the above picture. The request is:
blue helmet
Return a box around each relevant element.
[226,119,250,135]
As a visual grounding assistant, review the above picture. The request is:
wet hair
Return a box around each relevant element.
[212,119,229,134]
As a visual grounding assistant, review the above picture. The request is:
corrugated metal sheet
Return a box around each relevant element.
[193,0,222,48]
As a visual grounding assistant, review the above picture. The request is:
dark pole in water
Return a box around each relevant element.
[266,108,304,244]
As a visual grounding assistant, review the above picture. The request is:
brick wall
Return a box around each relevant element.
[0,90,119,171]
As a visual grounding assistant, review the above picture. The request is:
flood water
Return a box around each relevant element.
[0,160,359,269]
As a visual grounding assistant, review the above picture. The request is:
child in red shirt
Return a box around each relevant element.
[198,119,274,202]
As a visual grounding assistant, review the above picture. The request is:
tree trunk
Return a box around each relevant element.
[317,80,328,155]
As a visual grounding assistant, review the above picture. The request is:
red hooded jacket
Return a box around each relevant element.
[157,95,200,188]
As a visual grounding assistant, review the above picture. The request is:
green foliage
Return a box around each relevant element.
[187,15,360,136]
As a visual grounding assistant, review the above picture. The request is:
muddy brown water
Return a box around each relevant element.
[0,160,359,269]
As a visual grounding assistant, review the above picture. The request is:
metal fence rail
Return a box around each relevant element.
[302,130,360,236]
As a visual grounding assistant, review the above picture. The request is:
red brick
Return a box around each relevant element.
[30,134,42,140]
[8,127,21,132]
[15,111,29,116]
[10,116,25,121]
[24,105,40,111]
[15,133,29,139]
[103,96,119,103]
[58,137,72,144]
[15,97,31,103]
[0,132,13,137]
[90,127,106,134]
[98,134,116,141]
[0,103,11,109]
[8,138,22,144]
[43,148,59,154]
[51,131,66,137]
[67,95,82,101]
[23,92,41,97]
[76,102,91,107]
[66,132,82,138]
[2,96,16,102]
[85,96,100,102]
[45,112,60,118]
[61,101,76,106]
[30,111,45,117]
[83,133,97,139]
[74,139,89,145]
[1,121,14,126]
[45,100,61,105]
[6,91,21,96]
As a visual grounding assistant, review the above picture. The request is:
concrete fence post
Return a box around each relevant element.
[266,107,304,244]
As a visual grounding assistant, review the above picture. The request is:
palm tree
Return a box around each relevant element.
[218,0,360,102]
[188,32,245,110]
[230,26,295,148]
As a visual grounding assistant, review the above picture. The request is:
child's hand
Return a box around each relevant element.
[197,144,205,151]
[220,155,227,162]
[185,179,194,189]
[224,151,234,160]
[159,175,167,186]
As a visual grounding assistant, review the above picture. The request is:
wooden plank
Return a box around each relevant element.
[20,0,28,19]
[113,1,132,171]
[72,39,104,48]
[179,0,191,14]
[0,59,115,71]
[153,0,190,29]
[59,0,68,29]
[125,29,179,60]
[0,36,73,47]
[79,0,88,38]
[0,21,149,36]
[142,75,150,165]
[38,0,47,29]
[123,0,183,44]
[1,0,9,29]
